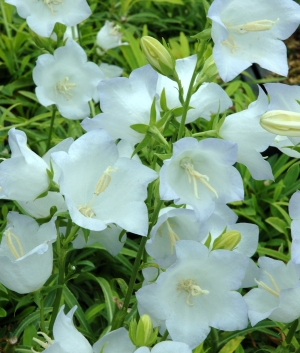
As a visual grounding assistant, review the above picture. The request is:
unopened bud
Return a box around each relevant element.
[260,110,300,136]
[140,36,176,79]
[212,230,241,250]
[195,55,218,87]
[129,314,158,347]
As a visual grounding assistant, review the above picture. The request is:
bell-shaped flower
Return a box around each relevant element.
[134,341,192,353]
[33,39,102,120]
[156,55,232,124]
[289,191,300,264]
[265,83,300,158]
[0,212,56,294]
[72,224,126,257]
[96,21,128,54]
[33,305,93,353]
[82,65,158,145]
[0,128,49,201]
[159,137,244,222]
[244,257,300,326]
[5,0,91,38]
[51,129,157,235]
[219,86,275,180]
[208,0,300,82]
[146,207,204,268]
[136,240,248,349]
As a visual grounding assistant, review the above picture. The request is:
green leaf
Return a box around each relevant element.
[0,307,7,317]
[150,96,157,125]
[152,0,184,4]
[257,246,290,262]
[265,217,288,235]
[191,28,211,41]
[130,123,149,134]
[14,308,52,337]
[219,336,245,353]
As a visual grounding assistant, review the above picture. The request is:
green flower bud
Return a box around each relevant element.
[212,230,241,250]
[195,55,218,87]
[260,110,300,136]
[129,314,158,347]
[140,36,177,80]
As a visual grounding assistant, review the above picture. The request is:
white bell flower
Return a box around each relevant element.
[146,207,204,268]
[156,55,232,124]
[96,21,128,54]
[33,39,103,120]
[208,0,300,82]
[5,0,91,38]
[0,212,56,294]
[32,305,93,353]
[82,65,158,145]
[265,83,300,158]
[134,341,192,353]
[244,257,300,326]
[51,129,157,235]
[219,86,275,180]
[136,240,248,349]
[159,137,244,222]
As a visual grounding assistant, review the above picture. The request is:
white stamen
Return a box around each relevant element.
[32,332,54,350]
[165,220,180,253]
[4,228,24,259]
[180,157,218,199]
[78,205,95,218]
[255,271,280,298]
[227,19,279,34]
[109,24,121,36]
[177,279,209,306]
[55,77,77,100]
[222,34,239,53]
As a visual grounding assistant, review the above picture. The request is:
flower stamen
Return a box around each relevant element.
[43,0,63,15]
[165,220,180,253]
[32,332,54,351]
[54,77,77,100]
[4,228,24,259]
[180,157,218,199]
[177,278,209,306]
[227,19,279,34]
[255,271,280,298]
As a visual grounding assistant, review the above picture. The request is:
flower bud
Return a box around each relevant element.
[260,110,300,136]
[212,230,241,250]
[129,314,158,347]
[140,36,176,79]
[195,55,218,87]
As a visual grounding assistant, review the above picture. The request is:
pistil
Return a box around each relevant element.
[4,228,24,259]
[43,0,63,15]
[177,278,209,306]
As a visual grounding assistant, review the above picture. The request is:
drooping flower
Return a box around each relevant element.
[219,86,274,180]
[159,137,244,222]
[208,0,300,82]
[244,257,300,326]
[82,65,158,145]
[264,83,300,158]
[156,55,232,124]
[32,305,93,353]
[96,21,128,54]
[136,240,248,348]
[0,212,56,294]
[51,129,157,235]
[5,0,91,38]
[33,39,103,120]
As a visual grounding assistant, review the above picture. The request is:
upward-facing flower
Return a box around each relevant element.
[208,0,300,82]
[5,0,91,38]
[159,137,244,222]
[33,39,102,120]
[51,129,157,235]
[136,240,248,349]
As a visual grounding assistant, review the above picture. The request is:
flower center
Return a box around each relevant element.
[43,0,63,15]
[4,228,24,259]
[32,332,54,352]
[255,271,280,298]
[54,77,77,100]
[109,24,121,36]
[222,18,279,53]
[180,157,218,199]
[177,278,209,306]
[78,166,118,218]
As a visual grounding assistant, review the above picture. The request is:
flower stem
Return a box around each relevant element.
[210,328,219,353]
[39,291,46,333]
[46,106,57,151]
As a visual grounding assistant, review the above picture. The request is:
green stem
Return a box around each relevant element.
[160,329,169,342]
[177,65,200,140]
[39,291,46,333]
[89,100,96,117]
[1,0,11,39]
[63,224,80,248]
[46,106,56,151]
[210,328,219,353]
